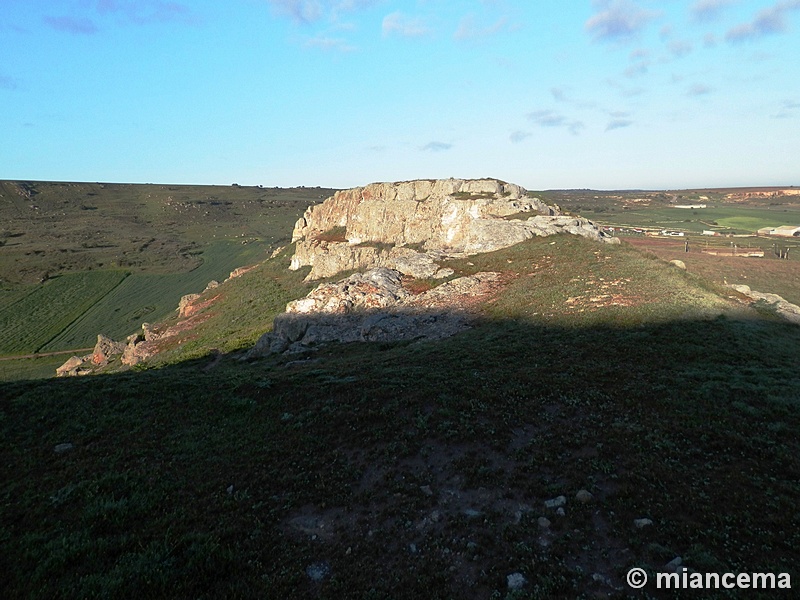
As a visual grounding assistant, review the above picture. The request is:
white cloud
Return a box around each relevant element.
[528,110,584,135]
[726,0,800,42]
[454,14,510,41]
[691,0,736,23]
[585,0,660,43]
[606,118,633,131]
[421,141,452,152]
[382,11,430,38]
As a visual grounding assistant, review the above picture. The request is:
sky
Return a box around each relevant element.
[1,1,799,190]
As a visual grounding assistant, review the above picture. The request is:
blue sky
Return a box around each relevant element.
[1,1,799,190]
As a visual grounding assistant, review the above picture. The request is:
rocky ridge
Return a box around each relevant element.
[290,178,618,280]
[58,178,620,371]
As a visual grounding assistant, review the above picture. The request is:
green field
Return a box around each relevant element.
[581,205,800,235]
[0,271,129,356]
[41,241,270,351]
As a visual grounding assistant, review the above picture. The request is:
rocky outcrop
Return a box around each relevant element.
[57,333,125,376]
[92,334,126,365]
[289,178,617,280]
[729,285,800,324]
[249,267,502,356]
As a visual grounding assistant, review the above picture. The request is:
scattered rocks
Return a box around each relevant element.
[634,518,653,529]
[248,268,502,356]
[537,516,551,530]
[420,485,434,497]
[575,489,593,504]
[53,443,74,454]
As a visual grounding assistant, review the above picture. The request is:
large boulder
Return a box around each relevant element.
[289,179,616,280]
[91,334,125,365]
[249,267,501,356]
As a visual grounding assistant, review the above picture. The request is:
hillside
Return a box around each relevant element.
[1,179,799,598]
[0,181,333,370]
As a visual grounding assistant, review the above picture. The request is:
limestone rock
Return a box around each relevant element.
[729,284,800,324]
[178,293,201,318]
[91,334,125,365]
[669,259,687,270]
[289,179,616,280]
[249,267,501,356]
[56,356,86,377]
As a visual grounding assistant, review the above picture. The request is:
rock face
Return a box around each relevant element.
[729,284,800,324]
[249,267,501,355]
[289,178,617,280]
[92,334,125,365]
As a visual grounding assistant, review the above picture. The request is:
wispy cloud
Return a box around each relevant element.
[509,130,531,143]
[606,118,633,131]
[726,0,800,42]
[421,141,452,152]
[44,15,99,35]
[668,39,693,57]
[454,14,510,42]
[382,11,430,38]
[268,0,324,24]
[691,0,736,23]
[772,99,800,118]
[266,0,378,24]
[96,1,199,26]
[528,110,584,135]
[585,0,660,43]
[305,35,355,51]
[687,83,713,96]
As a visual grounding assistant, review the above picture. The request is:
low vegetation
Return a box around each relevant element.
[2,231,799,598]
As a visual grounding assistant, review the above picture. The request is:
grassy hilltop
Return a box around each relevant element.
[1,183,799,597]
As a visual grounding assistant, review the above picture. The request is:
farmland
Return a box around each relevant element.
[0,181,332,365]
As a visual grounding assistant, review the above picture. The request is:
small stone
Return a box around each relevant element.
[226,484,234,495]
[409,543,417,554]
[556,507,566,517]
[634,518,653,529]
[54,443,74,454]
[463,509,482,518]
[507,572,527,590]
[669,259,687,270]
[544,495,567,509]
[306,561,331,582]
[420,485,433,496]
[575,489,593,504]
[537,517,551,529]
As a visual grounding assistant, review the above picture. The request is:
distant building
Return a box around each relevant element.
[702,230,720,236]
[674,204,707,209]
[758,226,800,237]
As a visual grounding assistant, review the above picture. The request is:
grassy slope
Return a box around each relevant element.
[2,235,799,598]
[0,182,331,365]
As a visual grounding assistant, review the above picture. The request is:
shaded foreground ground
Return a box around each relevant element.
[2,311,799,598]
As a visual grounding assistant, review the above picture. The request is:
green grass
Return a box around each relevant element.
[41,241,269,352]
[0,271,128,356]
